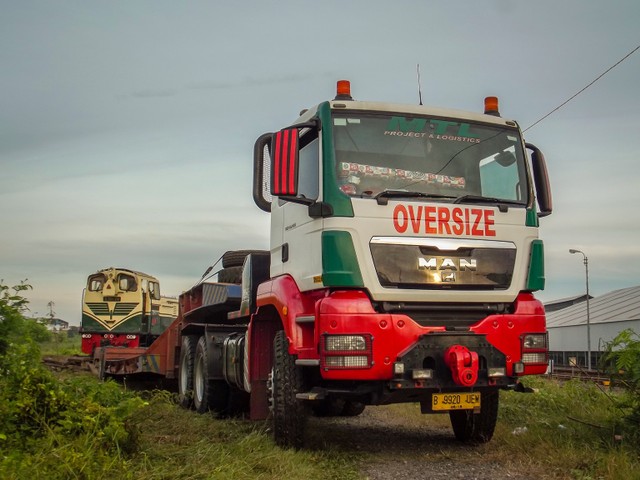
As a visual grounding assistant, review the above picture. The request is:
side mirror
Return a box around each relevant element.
[270,127,300,197]
[525,143,552,218]
[253,133,273,212]
[253,118,321,212]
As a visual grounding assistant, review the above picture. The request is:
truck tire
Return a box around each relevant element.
[341,400,366,417]
[272,330,308,449]
[218,266,243,284]
[193,336,230,416]
[449,389,499,443]
[222,250,267,269]
[178,335,198,409]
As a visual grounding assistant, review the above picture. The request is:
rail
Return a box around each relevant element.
[550,366,613,385]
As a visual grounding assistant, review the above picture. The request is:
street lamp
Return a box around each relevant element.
[569,249,591,370]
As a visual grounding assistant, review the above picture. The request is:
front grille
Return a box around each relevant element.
[379,301,513,328]
[86,302,109,316]
[112,303,138,316]
[370,237,517,290]
[85,302,138,317]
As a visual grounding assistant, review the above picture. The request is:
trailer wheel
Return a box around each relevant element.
[449,389,499,443]
[222,250,267,268]
[193,336,230,416]
[178,335,198,409]
[272,330,308,449]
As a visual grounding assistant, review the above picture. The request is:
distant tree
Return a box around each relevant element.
[0,281,33,355]
[0,281,52,354]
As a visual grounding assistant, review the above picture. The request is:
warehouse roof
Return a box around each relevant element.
[544,293,590,313]
[546,285,640,328]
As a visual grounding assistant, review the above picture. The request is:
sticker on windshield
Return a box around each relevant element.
[338,162,465,188]
[384,116,481,144]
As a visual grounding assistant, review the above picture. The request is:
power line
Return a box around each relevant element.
[524,43,640,132]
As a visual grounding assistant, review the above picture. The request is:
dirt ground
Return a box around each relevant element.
[306,406,539,480]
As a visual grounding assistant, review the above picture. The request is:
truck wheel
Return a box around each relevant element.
[341,401,366,417]
[178,335,198,409]
[449,389,499,443]
[222,250,267,268]
[193,336,230,416]
[272,330,308,449]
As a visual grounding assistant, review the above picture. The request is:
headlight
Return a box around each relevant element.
[325,335,367,351]
[321,334,373,370]
[523,333,547,349]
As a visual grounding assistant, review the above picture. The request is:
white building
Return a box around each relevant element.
[546,286,640,368]
[47,318,70,331]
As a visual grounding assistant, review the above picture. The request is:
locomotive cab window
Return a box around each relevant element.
[149,281,161,300]
[117,274,137,292]
[88,274,106,292]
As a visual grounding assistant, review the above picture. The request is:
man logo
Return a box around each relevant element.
[442,272,457,283]
[418,257,477,271]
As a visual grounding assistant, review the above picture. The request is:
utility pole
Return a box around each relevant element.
[569,249,591,370]
[47,301,56,326]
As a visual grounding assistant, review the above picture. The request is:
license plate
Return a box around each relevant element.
[432,392,481,411]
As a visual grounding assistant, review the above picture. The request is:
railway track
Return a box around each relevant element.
[42,354,92,373]
[550,366,613,385]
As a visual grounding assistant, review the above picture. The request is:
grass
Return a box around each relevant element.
[40,331,83,356]
[126,391,360,480]
[12,346,640,480]
[493,377,640,480]
[125,377,639,480]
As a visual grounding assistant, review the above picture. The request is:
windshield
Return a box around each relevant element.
[332,112,529,205]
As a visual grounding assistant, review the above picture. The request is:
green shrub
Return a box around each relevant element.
[0,281,147,479]
[601,329,640,441]
[0,281,33,355]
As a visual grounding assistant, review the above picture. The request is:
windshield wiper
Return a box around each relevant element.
[374,189,455,205]
[453,195,526,211]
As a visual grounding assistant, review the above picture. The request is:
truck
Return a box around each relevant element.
[92,80,553,448]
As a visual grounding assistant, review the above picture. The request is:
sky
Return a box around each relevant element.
[1,1,639,324]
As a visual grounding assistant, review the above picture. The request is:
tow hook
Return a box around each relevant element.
[444,345,479,387]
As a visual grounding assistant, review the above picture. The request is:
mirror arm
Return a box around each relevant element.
[290,117,322,131]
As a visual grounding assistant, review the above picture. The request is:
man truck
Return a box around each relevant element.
[93,80,552,448]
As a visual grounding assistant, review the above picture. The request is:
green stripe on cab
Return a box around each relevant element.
[527,239,545,291]
[322,231,364,287]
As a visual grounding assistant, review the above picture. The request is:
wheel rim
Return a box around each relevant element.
[180,354,188,394]
[194,354,204,403]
